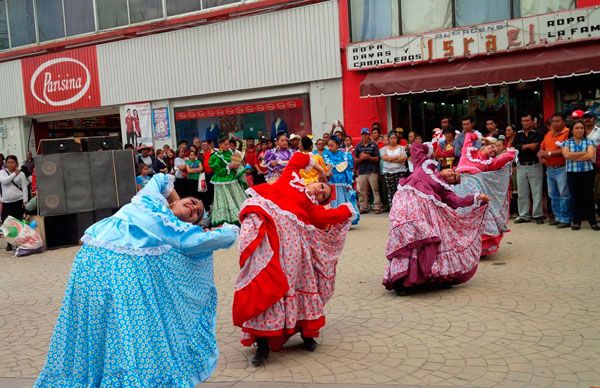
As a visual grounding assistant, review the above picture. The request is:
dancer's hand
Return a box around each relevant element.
[477,194,491,203]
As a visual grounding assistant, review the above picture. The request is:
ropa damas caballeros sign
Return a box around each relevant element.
[21,46,101,115]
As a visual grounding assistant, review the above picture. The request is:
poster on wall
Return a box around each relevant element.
[121,103,152,147]
[152,107,170,140]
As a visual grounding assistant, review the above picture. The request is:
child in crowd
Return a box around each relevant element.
[135,165,152,191]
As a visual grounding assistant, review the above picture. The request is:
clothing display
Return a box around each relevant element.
[35,174,238,387]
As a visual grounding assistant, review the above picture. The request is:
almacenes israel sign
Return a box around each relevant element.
[347,6,600,70]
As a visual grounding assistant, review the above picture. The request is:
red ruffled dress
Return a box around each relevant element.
[233,153,354,351]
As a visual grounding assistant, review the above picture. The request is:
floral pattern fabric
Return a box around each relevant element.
[236,196,351,348]
[383,185,487,289]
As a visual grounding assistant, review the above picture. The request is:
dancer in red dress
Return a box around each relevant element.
[233,152,354,366]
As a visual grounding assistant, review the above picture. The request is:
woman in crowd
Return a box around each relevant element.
[562,120,599,231]
[165,148,176,174]
[174,148,189,197]
[383,142,489,295]
[0,155,28,252]
[264,134,293,183]
[434,128,457,169]
[380,131,408,207]
[453,132,517,256]
[186,150,203,200]
[153,149,169,174]
[35,173,238,387]
[342,135,355,154]
[313,138,326,157]
[299,136,327,185]
[504,125,516,148]
[233,151,354,366]
[209,137,247,226]
[323,135,360,224]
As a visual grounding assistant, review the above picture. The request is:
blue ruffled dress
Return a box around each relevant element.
[323,149,360,225]
[35,174,238,387]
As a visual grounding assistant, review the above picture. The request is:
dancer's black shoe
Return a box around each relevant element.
[252,338,269,367]
[301,335,318,352]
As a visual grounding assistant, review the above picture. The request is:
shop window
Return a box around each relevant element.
[514,0,575,18]
[167,0,201,16]
[129,0,164,23]
[401,0,451,35]
[350,0,399,42]
[7,0,36,47]
[0,0,8,49]
[97,0,129,29]
[64,0,95,36]
[455,0,510,27]
[36,0,66,42]
[203,0,238,9]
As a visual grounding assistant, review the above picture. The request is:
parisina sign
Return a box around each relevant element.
[347,6,600,71]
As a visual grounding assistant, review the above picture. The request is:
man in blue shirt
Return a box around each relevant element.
[454,116,482,161]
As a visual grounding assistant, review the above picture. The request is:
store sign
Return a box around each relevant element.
[21,46,101,115]
[175,98,303,121]
[347,6,600,70]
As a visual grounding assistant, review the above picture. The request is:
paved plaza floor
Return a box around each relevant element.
[0,214,599,387]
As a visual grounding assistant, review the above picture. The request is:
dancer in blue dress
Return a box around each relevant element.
[36,173,239,387]
[323,135,360,225]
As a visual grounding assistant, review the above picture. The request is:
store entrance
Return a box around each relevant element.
[32,112,122,152]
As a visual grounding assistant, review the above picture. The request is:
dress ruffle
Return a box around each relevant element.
[383,185,487,289]
[234,196,350,350]
[35,244,219,387]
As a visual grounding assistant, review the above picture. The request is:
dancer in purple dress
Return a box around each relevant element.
[383,143,490,295]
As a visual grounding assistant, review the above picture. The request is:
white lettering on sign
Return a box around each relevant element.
[347,6,600,70]
[29,57,91,106]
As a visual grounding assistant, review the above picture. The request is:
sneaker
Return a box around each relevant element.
[571,223,581,231]
[556,223,570,229]
[534,217,544,225]
[548,220,559,226]
[359,209,369,214]
[514,218,530,224]
[374,209,382,215]
[592,224,600,231]
[5,243,12,252]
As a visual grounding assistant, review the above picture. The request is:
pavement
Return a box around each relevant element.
[0,214,599,387]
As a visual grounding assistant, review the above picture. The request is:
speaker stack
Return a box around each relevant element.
[36,139,136,248]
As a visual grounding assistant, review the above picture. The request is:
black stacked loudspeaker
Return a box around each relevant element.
[36,149,136,248]
[39,138,82,154]
[81,136,122,152]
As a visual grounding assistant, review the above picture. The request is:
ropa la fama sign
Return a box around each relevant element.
[347,6,600,71]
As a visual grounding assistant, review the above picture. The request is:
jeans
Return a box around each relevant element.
[546,166,571,224]
[516,163,544,220]
[357,173,381,212]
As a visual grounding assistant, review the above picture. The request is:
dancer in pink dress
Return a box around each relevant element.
[454,133,517,255]
[233,152,354,366]
[383,143,490,295]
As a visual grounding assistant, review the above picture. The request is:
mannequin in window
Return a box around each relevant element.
[270,117,288,140]
[206,122,221,143]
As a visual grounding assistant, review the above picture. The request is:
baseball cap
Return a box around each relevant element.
[360,127,370,135]
[582,110,596,118]
[571,109,585,119]
[289,134,301,140]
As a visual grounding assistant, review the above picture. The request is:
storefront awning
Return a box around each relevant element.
[360,42,600,97]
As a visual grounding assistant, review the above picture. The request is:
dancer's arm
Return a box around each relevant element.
[171,223,239,255]
[312,204,353,229]
[488,149,517,170]
[139,173,175,199]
